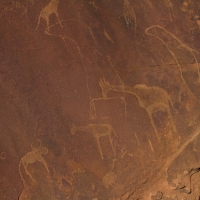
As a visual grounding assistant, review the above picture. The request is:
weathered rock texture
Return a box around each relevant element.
[1,0,200,199]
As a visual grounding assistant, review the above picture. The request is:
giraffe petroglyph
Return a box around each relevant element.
[70,123,117,159]
[99,78,177,142]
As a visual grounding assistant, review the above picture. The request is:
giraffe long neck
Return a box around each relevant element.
[74,126,90,133]
[108,84,142,104]
[109,84,134,94]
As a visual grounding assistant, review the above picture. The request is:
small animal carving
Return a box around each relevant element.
[70,123,117,159]
[36,0,63,31]
[99,79,177,142]
[19,144,49,183]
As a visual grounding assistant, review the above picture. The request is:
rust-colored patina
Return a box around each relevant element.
[1,0,200,199]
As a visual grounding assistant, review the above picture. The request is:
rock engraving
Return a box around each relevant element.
[70,123,117,159]
[99,78,177,142]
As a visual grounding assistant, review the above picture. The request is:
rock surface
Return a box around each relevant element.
[1,0,200,199]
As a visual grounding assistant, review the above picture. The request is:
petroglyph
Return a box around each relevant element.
[45,18,97,120]
[121,149,127,158]
[180,0,199,32]
[145,25,200,81]
[19,141,49,184]
[99,78,177,142]
[104,30,114,43]
[4,1,32,20]
[90,57,127,120]
[90,96,127,120]
[181,0,190,12]
[49,18,97,44]
[164,0,174,22]
[107,56,127,119]
[123,0,137,36]
[89,0,98,11]
[0,152,6,160]
[70,123,117,159]
[102,171,117,189]
[134,133,140,146]
[36,0,63,31]
[148,139,154,153]
[44,29,93,118]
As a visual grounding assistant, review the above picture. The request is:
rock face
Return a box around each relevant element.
[1,0,200,199]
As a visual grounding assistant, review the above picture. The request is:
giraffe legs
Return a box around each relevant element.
[108,134,116,157]
[23,163,35,182]
[95,136,104,160]
[55,12,63,28]
[37,157,50,174]
[147,109,160,143]
[166,106,177,133]
[35,16,41,30]
[147,104,177,143]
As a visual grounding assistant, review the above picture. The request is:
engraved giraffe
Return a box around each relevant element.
[36,0,63,31]
[70,123,117,159]
[99,79,177,142]
[19,144,49,183]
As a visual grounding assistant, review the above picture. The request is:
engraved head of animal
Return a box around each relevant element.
[99,79,111,98]
[133,84,149,93]
[134,84,147,88]
[34,147,48,155]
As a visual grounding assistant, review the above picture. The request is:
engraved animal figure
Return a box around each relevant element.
[89,95,126,120]
[36,0,63,31]
[90,57,127,120]
[70,123,117,159]
[19,146,49,183]
[99,79,177,142]
[145,25,200,81]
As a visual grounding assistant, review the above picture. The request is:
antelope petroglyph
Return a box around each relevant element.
[70,123,117,159]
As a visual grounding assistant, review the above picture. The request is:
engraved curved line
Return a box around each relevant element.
[45,31,92,110]
[19,145,49,185]
[145,25,200,80]
[48,19,97,44]
[107,56,127,119]
[36,0,63,31]
[90,96,127,120]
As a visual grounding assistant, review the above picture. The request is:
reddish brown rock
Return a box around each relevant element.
[1,0,200,199]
